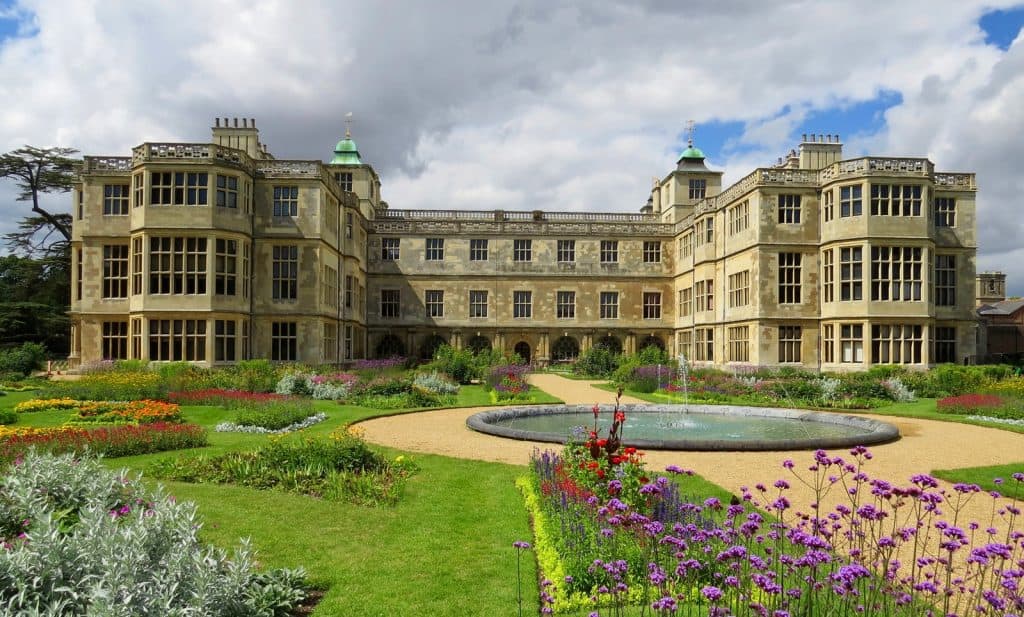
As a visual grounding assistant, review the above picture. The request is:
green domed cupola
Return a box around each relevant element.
[331,114,362,164]
[677,144,705,162]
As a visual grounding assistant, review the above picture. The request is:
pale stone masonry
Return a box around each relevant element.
[69,121,978,370]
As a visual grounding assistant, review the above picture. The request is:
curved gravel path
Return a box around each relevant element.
[358,373,1024,534]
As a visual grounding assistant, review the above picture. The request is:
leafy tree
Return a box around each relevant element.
[0,255,69,354]
[0,146,78,244]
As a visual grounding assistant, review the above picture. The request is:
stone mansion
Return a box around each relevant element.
[68,118,978,370]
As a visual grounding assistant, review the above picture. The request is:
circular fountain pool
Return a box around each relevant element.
[466,404,899,451]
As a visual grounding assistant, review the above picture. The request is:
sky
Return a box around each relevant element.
[1,1,1024,293]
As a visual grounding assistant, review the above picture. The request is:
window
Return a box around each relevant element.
[271,322,297,362]
[469,290,488,318]
[425,238,444,261]
[322,266,339,309]
[513,239,532,262]
[934,327,957,363]
[840,324,863,363]
[643,292,662,319]
[695,327,714,361]
[728,326,749,362]
[380,290,400,318]
[242,243,250,299]
[241,319,249,360]
[75,249,83,301]
[102,245,129,299]
[694,279,714,312]
[840,247,863,301]
[934,197,956,227]
[557,240,575,263]
[133,173,144,208]
[381,238,400,260]
[101,322,128,360]
[600,240,618,263]
[344,325,354,360]
[345,212,353,239]
[103,185,129,215]
[778,326,802,363]
[870,246,922,301]
[599,291,619,319]
[148,237,207,295]
[935,255,956,306]
[678,331,692,361]
[131,237,142,295]
[470,239,489,261]
[643,241,661,263]
[840,185,862,217]
[426,290,444,318]
[822,250,833,303]
[323,323,337,363]
[872,324,923,364]
[77,188,83,219]
[556,291,576,319]
[215,239,237,296]
[823,324,834,363]
[822,190,833,222]
[681,233,693,257]
[513,291,532,318]
[215,320,236,362]
[728,201,749,235]
[215,175,238,208]
[335,172,353,192]
[150,172,208,206]
[778,194,801,224]
[870,184,922,216]
[272,186,299,216]
[778,253,801,304]
[272,246,298,300]
[344,275,353,308]
[679,287,692,317]
[149,319,206,361]
[705,218,714,244]
[131,318,142,359]
[728,271,750,308]
[689,178,706,199]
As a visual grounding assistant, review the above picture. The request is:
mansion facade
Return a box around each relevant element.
[69,119,978,370]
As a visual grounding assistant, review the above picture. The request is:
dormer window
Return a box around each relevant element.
[689,178,706,199]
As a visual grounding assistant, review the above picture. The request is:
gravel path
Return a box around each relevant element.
[358,373,1024,534]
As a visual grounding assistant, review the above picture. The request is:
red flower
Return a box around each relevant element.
[597,439,608,447]
[596,470,605,479]
[614,411,625,423]
[592,404,600,418]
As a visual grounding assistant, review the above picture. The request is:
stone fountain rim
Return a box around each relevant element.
[466,403,900,452]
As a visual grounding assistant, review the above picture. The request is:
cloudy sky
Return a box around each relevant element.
[2,1,1023,292]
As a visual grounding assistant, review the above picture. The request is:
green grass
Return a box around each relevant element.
[932,463,1024,496]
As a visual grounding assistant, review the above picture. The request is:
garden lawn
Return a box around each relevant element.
[0,383,590,615]
[933,462,1024,497]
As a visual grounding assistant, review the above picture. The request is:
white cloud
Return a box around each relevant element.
[1,0,1023,292]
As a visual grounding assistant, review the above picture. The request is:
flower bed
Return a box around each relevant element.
[72,399,182,424]
[168,389,290,406]
[937,393,1024,420]
[487,364,531,402]
[13,397,82,413]
[215,412,327,434]
[0,422,207,463]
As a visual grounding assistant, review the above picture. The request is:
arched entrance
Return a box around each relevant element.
[513,341,531,364]
[639,335,665,351]
[551,336,580,362]
[467,335,491,354]
[596,335,622,354]
[375,334,406,358]
[419,334,448,360]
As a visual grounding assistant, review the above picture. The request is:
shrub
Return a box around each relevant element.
[353,374,411,397]
[0,409,15,425]
[149,430,417,506]
[0,423,207,463]
[233,400,317,431]
[352,357,407,371]
[41,371,167,401]
[0,451,307,615]
[413,371,461,395]
[926,364,992,397]
[573,347,620,378]
[636,345,671,366]
[310,381,350,400]
[425,345,476,384]
[275,371,312,396]
[881,377,916,402]
[626,365,673,393]
[0,370,28,385]
[0,342,47,377]
[984,377,1024,399]
[233,359,279,392]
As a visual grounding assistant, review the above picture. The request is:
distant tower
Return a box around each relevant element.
[331,112,362,165]
[976,272,1007,306]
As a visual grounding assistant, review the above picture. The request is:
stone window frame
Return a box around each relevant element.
[321,266,339,309]
[512,290,532,319]
[778,326,802,363]
[214,238,238,297]
[870,184,922,217]
[271,245,298,301]
[215,175,238,209]
[822,189,834,222]
[380,289,401,318]
[151,171,209,206]
[101,321,129,360]
[513,239,532,262]
[822,324,834,363]
[871,324,923,364]
[727,270,749,308]
[425,238,445,261]
[840,246,863,301]
[688,178,706,199]
[322,322,337,363]
[778,252,802,304]
[870,246,922,302]
[728,201,749,235]
[778,194,802,224]
[679,287,692,317]
[934,326,957,363]
[425,289,444,318]
[727,325,749,362]
[335,172,353,192]
[469,290,488,318]
[556,290,576,319]
[642,291,662,320]
[149,319,207,362]
[694,327,714,361]
[102,244,129,299]
[840,185,863,217]
[103,184,130,216]
[381,237,400,261]
[344,275,353,308]
[822,249,834,303]
[214,319,237,362]
[599,240,618,264]
[557,239,575,263]
[272,185,299,217]
[642,241,661,264]
[470,238,489,261]
[599,291,619,319]
[934,197,956,228]
[271,321,297,362]
[840,323,863,363]
[934,254,956,307]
